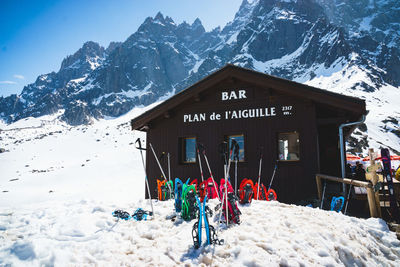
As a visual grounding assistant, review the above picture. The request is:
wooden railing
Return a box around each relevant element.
[316,174,380,218]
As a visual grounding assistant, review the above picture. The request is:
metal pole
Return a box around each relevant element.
[167,152,171,183]
[320,181,326,209]
[235,159,238,196]
[256,154,263,200]
[197,148,204,183]
[344,183,352,214]
[339,115,366,192]
[135,138,154,217]
[149,143,172,198]
[268,163,278,191]
[203,152,221,200]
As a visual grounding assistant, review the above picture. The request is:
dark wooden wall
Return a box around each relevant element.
[145,79,321,203]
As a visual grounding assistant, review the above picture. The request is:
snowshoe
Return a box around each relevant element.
[190,179,198,191]
[112,210,131,220]
[157,179,166,201]
[174,178,183,212]
[166,180,174,199]
[330,196,345,212]
[132,208,152,221]
[182,184,198,221]
[253,182,268,200]
[220,178,241,224]
[198,180,207,202]
[206,177,218,199]
[192,195,223,249]
[266,189,277,201]
[239,178,254,204]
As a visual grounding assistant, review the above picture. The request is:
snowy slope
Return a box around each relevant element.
[304,54,400,153]
[1,108,400,266]
[0,105,159,208]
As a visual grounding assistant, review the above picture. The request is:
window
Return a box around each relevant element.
[181,137,196,163]
[278,132,300,161]
[227,134,245,162]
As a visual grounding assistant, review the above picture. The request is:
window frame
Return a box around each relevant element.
[277,131,301,162]
[180,136,197,164]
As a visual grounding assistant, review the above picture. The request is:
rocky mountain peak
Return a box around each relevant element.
[154,11,165,22]
[106,41,122,54]
[165,16,175,25]
[60,41,105,71]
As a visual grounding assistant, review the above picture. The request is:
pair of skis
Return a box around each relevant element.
[381,148,400,223]
[192,195,223,249]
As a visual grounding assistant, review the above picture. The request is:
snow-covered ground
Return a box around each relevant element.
[1,199,400,266]
[1,106,399,266]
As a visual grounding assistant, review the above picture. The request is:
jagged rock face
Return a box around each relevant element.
[0,0,399,152]
[315,0,400,86]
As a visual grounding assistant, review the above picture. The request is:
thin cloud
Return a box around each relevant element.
[13,74,25,80]
[0,81,17,84]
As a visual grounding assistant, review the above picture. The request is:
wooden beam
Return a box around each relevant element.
[368,148,382,217]
[316,174,372,188]
[367,187,379,218]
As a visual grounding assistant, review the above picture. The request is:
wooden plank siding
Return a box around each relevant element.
[144,80,320,203]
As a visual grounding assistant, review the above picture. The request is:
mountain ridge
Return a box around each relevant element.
[0,0,399,153]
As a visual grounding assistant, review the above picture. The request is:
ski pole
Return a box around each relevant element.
[167,152,171,183]
[256,148,263,200]
[344,183,352,215]
[159,152,167,181]
[268,161,279,191]
[197,145,204,183]
[135,138,154,217]
[220,141,235,182]
[225,141,236,179]
[224,140,236,224]
[199,144,221,200]
[149,143,172,199]
[320,181,327,209]
[224,145,229,225]
[233,141,239,196]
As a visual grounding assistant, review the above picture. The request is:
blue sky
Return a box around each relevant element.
[0,0,243,97]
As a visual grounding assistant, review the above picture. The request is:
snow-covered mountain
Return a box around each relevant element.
[0,110,399,266]
[1,0,399,153]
